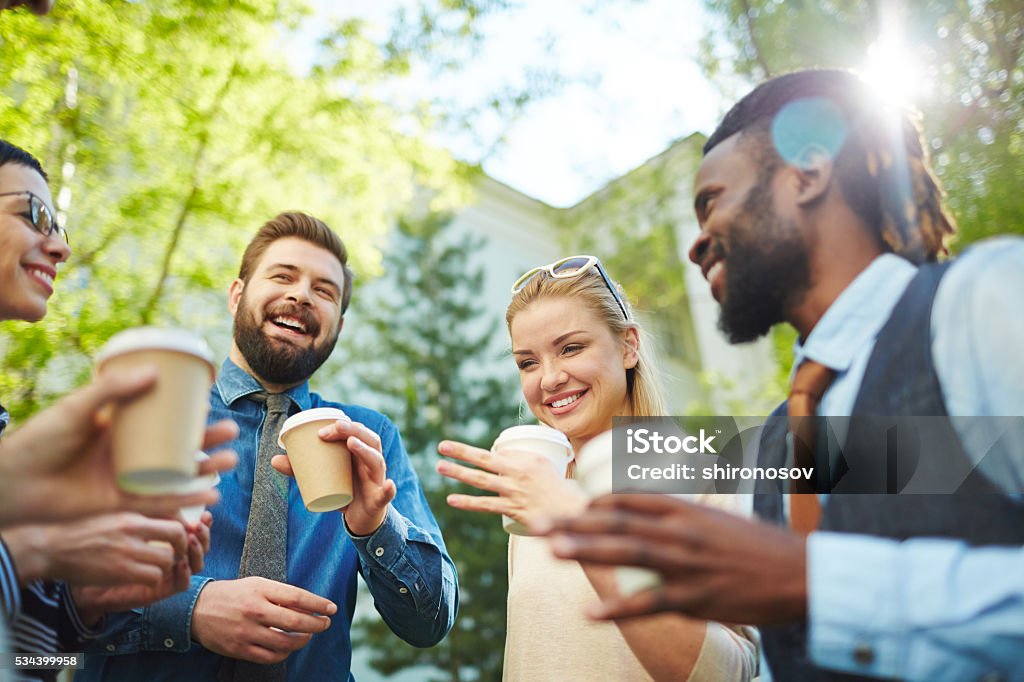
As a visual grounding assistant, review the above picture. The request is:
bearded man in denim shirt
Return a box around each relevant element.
[83,212,458,681]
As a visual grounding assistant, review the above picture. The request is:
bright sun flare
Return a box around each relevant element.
[861,37,924,109]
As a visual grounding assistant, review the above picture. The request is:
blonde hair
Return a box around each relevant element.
[505,266,666,420]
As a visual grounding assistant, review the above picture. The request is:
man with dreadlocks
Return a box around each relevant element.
[542,68,1024,681]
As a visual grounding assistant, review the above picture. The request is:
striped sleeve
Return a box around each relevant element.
[0,537,22,623]
[56,581,103,644]
[10,581,59,654]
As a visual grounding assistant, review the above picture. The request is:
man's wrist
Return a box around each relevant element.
[344,507,388,537]
[777,533,810,622]
[190,578,215,644]
[68,585,105,628]
[0,526,52,584]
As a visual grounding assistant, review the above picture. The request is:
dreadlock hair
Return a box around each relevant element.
[506,264,666,420]
[705,69,955,263]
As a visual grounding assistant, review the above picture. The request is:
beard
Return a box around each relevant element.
[717,175,812,344]
[233,292,339,386]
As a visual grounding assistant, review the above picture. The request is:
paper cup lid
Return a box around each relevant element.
[96,327,215,370]
[493,424,571,450]
[278,407,348,447]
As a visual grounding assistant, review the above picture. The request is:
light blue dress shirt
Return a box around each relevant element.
[81,358,459,681]
[797,237,1024,680]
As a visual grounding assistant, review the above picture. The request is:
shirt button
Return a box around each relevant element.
[105,645,116,652]
[374,547,385,557]
[163,638,175,648]
[852,643,875,665]
[978,674,1005,682]
[399,587,408,594]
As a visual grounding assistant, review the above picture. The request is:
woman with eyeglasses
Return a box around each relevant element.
[437,256,758,681]
[0,139,236,682]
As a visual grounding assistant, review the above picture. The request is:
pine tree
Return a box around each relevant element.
[330,212,520,682]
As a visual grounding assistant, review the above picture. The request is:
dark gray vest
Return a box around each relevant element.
[753,262,1024,681]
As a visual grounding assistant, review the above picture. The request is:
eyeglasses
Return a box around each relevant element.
[0,191,69,244]
[512,255,629,320]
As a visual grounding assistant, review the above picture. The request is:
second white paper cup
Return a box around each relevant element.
[141,451,221,525]
[577,428,662,595]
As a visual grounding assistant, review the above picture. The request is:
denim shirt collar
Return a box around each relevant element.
[793,253,917,374]
[215,357,312,411]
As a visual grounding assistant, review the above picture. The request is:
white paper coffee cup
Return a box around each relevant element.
[278,407,353,513]
[141,451,220,529]
[96,327,216,494]
[180,451,221,524]
[577,428,661,595]
[492,425,573,535]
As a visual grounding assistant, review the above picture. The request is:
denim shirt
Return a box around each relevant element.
[81,358,458,681]
[801,238,1024,680]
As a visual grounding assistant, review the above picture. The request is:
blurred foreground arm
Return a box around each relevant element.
[546,494,1024,680]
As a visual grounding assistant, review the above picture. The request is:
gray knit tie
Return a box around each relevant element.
[228,391,292,682]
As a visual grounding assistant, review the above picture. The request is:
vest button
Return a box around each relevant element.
[852,643,875,665]
[374,547,385,557]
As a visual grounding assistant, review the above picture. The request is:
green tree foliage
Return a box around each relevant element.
[332,213,520,682]
[699,0,1024,249]
[557,136,705,372]
[0,0,478,419]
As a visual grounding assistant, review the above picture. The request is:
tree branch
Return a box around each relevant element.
[739,0,773,79]
[138,60,241,324]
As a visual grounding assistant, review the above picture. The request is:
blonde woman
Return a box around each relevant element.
[438,255,758,681]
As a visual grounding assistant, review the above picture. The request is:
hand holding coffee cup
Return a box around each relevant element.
[317,417,396,536]
[437,425,584,536]
[276,408,354,513]
[273,412,395,534]
[0,366,235,523]
[95,327,216,494]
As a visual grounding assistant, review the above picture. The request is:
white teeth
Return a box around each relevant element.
[272,316,306,332]
[28,268,53,286]
[707,261,724,283]
[552,393,582,408]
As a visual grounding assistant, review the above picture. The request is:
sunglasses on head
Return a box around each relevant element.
[511,255,629,321]
[0,191,69,244]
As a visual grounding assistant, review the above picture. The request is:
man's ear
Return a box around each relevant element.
[228,279,244,316]
[792,142,834,208]
[622,327,640,370]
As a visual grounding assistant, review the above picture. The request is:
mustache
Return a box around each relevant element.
[708,239,727,262]
[699,238,728,270]
[264,303,321,337]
